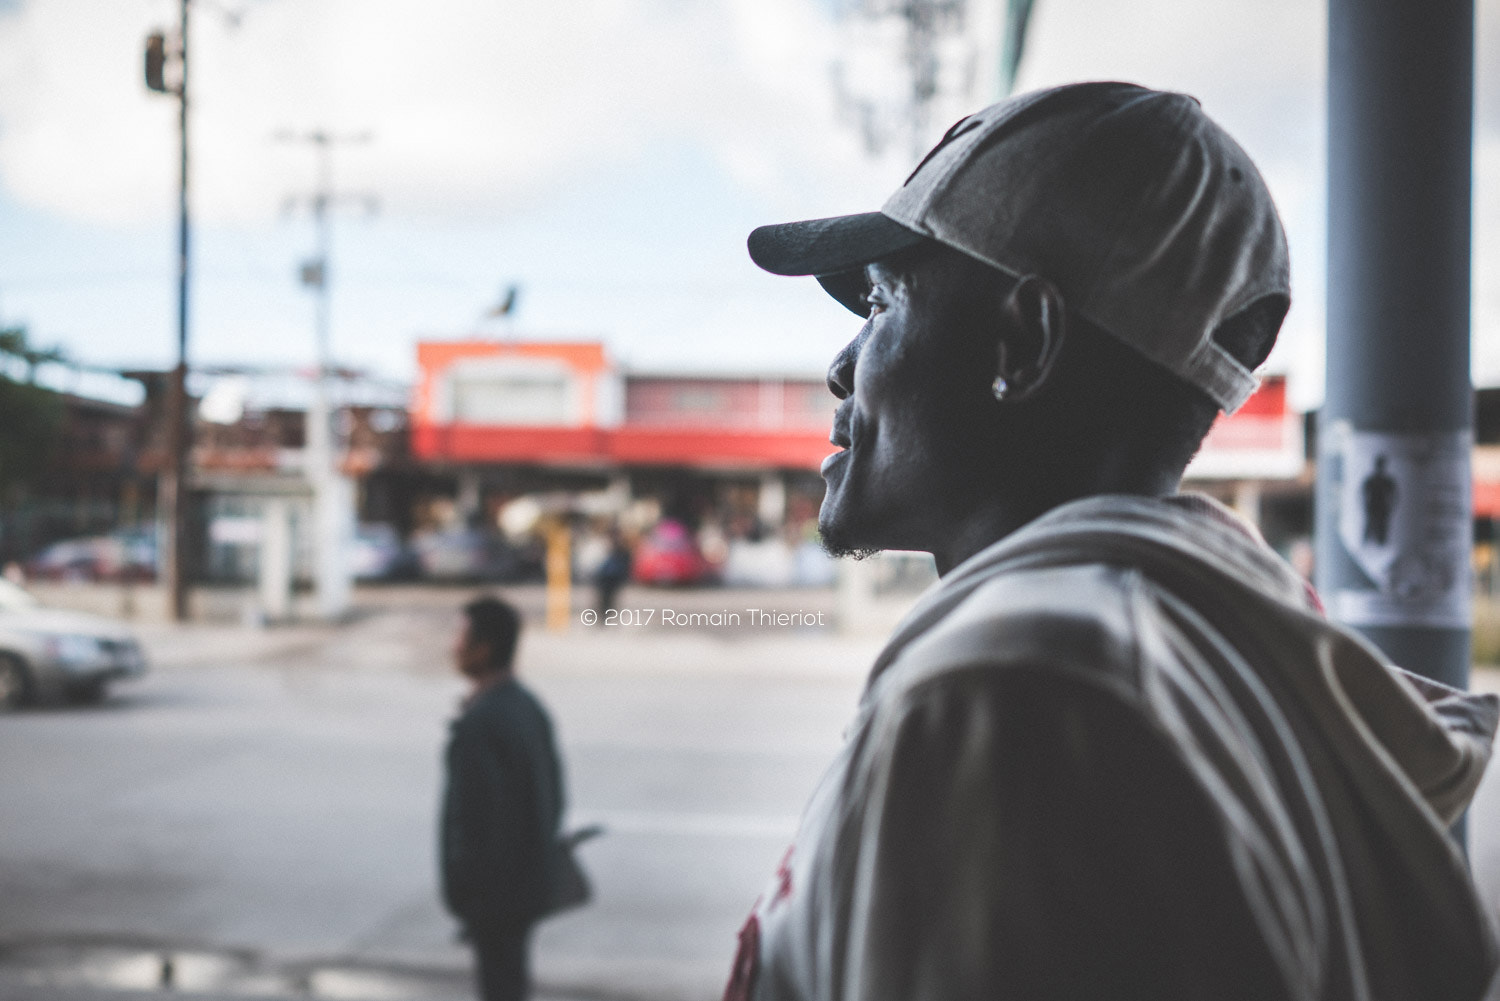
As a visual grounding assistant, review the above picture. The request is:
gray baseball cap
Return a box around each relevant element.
[747,81,1290,413]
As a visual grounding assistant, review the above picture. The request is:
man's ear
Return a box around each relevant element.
[993,275,1067,403]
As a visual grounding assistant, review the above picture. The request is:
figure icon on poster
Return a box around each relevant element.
[1361,455,1398,546]
[1331,424,1471,628]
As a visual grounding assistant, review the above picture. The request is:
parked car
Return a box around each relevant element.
[350,523,421,582]
[26,529,156,583]
[632,520,716,586]
[411,528,542,582]
[0,578,148,707]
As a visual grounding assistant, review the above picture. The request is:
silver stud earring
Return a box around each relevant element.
[991,375,1010,401]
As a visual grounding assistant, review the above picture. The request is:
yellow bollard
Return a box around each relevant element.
[544,521,572,632]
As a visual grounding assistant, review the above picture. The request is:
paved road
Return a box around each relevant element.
[7,584,1500,1000]
[0,586,887,1001]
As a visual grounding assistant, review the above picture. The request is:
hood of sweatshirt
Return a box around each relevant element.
[866,492,1498,1000]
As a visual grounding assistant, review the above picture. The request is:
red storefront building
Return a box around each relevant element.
[407,338,1311,559]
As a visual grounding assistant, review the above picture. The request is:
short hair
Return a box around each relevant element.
[463,596,521,670]
[1051,294,1286,477]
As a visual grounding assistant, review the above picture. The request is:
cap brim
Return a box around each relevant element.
[748,212,926,317]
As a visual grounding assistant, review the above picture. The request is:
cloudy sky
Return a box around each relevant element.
[0,0,1497,411]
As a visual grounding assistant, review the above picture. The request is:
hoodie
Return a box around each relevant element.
[730,493,1498,1001]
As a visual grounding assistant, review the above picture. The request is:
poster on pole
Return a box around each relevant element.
[1325,421,1471,628]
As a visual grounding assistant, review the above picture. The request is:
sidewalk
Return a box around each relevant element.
[0,942,600,1001]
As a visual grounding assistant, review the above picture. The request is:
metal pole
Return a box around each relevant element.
[162,0,192,622]
[1318,0,1474,692]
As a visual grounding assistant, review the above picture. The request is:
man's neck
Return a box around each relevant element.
[466,668,513,700]
[931,468,1183,576]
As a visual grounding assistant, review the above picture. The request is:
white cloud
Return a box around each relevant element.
[6,0,1499,407]
[0,1,181,223]
[0,0,888,227]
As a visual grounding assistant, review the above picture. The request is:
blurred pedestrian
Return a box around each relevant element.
[440,595,563,1001]
[593,528,632,614]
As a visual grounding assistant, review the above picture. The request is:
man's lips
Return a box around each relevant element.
[823,423,852,475]
[830,406,853,449]
[824,403,854,474]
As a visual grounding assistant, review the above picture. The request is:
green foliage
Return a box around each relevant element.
[0,325,66,382]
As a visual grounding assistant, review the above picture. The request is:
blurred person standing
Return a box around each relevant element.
[593,527,633,614]
[441,595,563,1001]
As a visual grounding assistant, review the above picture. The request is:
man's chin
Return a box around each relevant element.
[817,512,881,561]
[821,540,881,560]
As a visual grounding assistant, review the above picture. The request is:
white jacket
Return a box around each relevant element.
[727,494,1498,1001]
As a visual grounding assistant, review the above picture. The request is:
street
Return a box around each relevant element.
[6,584,1500,1000]
[0,585,886,1001]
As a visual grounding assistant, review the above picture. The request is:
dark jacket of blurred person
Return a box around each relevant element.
[594,530,633,613]
[441,596,564,1001]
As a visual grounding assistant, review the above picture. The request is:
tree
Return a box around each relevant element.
[0,326,67,382]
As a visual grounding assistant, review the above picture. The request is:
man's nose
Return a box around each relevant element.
[827,334,861,400]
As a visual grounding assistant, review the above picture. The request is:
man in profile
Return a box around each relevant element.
[727,82,1498,1000]
[440,595,563,1001]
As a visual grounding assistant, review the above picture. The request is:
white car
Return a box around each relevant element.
[0,578,148,707]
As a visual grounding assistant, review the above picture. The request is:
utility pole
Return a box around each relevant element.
[144,3,192,622]
[1318,0,1474,697]
[278,130,374,621]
